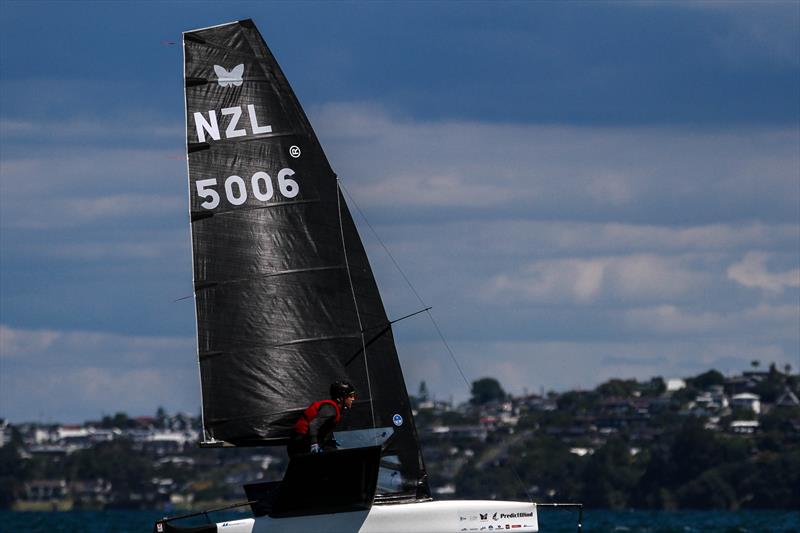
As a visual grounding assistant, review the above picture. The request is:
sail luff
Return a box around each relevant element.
[182,27,212,444]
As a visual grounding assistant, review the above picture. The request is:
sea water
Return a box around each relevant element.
[1,509,798,532]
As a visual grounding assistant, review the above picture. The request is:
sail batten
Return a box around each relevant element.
[187,129,300,149]
[184,19,429,499]
[194,265,347,292]
[198,334,365,360]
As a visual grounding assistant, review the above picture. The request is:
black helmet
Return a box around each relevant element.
[330,381,355,400]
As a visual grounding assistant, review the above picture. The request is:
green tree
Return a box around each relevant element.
[739,450,800,509]
[556,390,597,412]
[687,369,725,390]
[634,448,677,509]
[752,364,790,403]
[643,377,666,396]
[455,459,518,500]
[100,412,133,429]
[418,381,429,402]
[580,437,643,509]
[676,469,737,509]
[595,379,638,398]
[0,429,24,509]
[515,436,582,501]
[156,406,168,429]
[66,439,153,491]
[470,377,507,405]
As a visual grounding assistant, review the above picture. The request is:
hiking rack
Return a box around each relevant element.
[153,500,256,532]
[536,503,584,533]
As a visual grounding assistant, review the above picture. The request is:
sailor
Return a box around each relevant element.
[287,381,356,457]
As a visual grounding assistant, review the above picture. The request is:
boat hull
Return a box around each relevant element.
[200,500,539,533]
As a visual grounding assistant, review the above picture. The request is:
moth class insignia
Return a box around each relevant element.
[214,64,244,87]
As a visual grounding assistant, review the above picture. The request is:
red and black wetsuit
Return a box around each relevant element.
[287,399,342,457]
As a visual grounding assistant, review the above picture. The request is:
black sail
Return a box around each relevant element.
[183,20,429,499]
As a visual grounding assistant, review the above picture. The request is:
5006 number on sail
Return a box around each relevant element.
[196,168,299,209]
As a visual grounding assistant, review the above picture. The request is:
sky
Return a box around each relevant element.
[0,1,798,423]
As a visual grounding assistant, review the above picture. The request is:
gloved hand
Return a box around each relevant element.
[310,443,321,454]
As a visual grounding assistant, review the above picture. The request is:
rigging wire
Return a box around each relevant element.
[337,180,472,390]
[338,178,535,504]
[336,178,378,445]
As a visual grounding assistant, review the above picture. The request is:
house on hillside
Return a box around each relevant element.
[24,479,68,502]
[70,479,112,507]
[51,425,119,450]
[729,420,759,434]
[0,419,12,447]
[775,388,800,408]
[517,394,557,412]
[691,387,729,415]
[731,393,761,415]
[666,378,686,392]
[725,372,768,395]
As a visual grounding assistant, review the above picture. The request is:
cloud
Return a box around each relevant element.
[314,104,799,225]
[0,117,182,146]
[623,305,724,334]
[0,324,61,358]
[3,104,797,233]
[727,252,800,293]
[61,194,183,225]
[0,324,193,366]
[0,324,197,422]
[0,148,186,229]
[3,364,197,424]
[41,236,187,261]
[363,221,798,289]
[481,254,707,304]
[621,302,799,337]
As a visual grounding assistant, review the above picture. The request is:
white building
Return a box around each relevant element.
[666,379,686,392]
[730,420,759,434]
[731,393,761,415]
[0,420,11,448]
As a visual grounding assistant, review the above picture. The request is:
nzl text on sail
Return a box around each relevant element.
[192,104,300,210]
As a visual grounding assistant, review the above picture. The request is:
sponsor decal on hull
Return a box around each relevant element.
[457,508,536,533]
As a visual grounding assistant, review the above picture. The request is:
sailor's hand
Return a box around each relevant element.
[310,443,321,454]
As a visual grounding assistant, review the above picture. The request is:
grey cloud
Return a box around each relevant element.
[314,104,799,225]
[621,303,799,338]
[481,254,710,305]
[40,237,186,262]
[0,116,183,146]
[0,324,193,367]
[727,252,800,293]
[364,220,798,264]
[1,148,185,229]
[0,325,198,422]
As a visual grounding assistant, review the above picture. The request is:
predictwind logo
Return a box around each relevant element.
[214,64,244,87]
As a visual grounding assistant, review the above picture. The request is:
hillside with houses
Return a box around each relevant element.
[1,364,798,512]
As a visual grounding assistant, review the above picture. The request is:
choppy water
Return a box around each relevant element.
[1,509,798,532]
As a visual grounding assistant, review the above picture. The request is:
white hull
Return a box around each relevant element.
[213,500,538,533]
